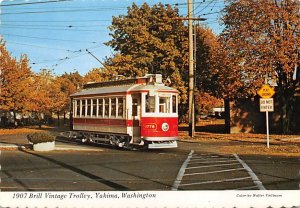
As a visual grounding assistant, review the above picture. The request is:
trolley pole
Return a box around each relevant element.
[188,0,195,137]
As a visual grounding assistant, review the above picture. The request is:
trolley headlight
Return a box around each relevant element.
[162,123,169,131]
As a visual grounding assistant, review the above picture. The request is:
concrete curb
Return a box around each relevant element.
[0,144,103,152]
[54,147,103,152]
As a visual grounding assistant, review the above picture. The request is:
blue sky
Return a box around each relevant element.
[0,0,225,76]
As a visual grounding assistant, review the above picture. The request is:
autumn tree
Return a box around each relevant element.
[0,41,32,127]
[83,67,114,84]
[219,0,300,133]
[61,71,83,90]
[27,69,57,128]
[54,75,77,124]
[105,3,189,104]
[195,91,224,116]
[195,27,221,94]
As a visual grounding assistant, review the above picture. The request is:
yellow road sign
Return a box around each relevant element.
[257,84,275,98]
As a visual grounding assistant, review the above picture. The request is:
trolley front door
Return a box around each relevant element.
[131,94,141,142]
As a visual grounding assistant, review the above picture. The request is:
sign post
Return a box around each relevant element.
[257,85,275,148]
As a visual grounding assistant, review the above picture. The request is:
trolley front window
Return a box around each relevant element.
[159,97,170,113]
[146,95,155,113]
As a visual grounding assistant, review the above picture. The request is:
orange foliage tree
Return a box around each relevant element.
[0,41,32,127]
[26,69,53,128]
[219,0,300,133]
[83,68,113,84]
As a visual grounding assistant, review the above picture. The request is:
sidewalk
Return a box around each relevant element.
[0,133,104,152]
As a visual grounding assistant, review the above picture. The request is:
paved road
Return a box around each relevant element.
[0,141,299,191]
[0,147,185,191]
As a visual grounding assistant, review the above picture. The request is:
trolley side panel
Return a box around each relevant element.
[140,117,178,138]
[73,118,128,134]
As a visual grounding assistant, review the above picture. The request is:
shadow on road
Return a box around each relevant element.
[20,149,130,191]
[16,148,175,191]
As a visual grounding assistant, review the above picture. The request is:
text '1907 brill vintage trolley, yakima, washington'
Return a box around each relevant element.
[69,74,178,149]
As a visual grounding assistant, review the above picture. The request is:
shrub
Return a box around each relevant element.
[27,132,55,144]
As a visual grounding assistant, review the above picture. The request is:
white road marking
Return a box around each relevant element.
[190,155,220,159]
[180,176,252,187]
[184,167,245,176]
[189,159,237,164]
[190,158,235,162]
[186,163,240,170]
[235,185,259,190]
[233,154,266,190]
[171,150,194,190]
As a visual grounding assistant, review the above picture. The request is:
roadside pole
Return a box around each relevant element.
[266,110,269,148]
[257,85,275,148]
[188,0,194,137]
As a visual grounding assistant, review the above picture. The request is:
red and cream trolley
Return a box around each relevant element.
[70,74,178,149]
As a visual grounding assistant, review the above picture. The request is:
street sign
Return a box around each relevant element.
[259,98,274,148]
[260,98,274,112]
[257,84,275,98]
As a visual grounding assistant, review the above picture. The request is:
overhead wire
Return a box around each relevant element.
[2,25,105,32]
[1,23,109,28]
[7,41,81,52]
[1,33,99,44]
[2,19,111,23]
[30,45,103,65]
[0,7,128,15]
[2,0,225,72]
[0,0,72,7]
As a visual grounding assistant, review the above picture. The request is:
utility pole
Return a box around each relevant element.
[188,0,195,137]
[164,2,205,138]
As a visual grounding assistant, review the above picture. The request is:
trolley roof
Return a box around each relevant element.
[70,75,178,98]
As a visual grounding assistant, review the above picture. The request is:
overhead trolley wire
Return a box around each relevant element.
[0,0,72,7]
[1,23,109,28]
[2,25,104,32]
[32,46,103,67]
[2,19,112,23]
[0,7,127,15]
[7,41,80,52]
[1,33,99,44]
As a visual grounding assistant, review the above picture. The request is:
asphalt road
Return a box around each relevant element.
[0,142,299,191]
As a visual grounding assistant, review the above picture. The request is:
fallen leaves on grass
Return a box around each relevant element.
[179,132,300,157]
[0,126,52,135]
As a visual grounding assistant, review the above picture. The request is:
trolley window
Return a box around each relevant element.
[172,95,177,113]
[87,99,91,116]
[104,98,109,117]
[110,98,116,117]
[92,99,97,117]
[132,98,138,116]
[145,95,155,113]
[117,97,124,118]
[159,97,170,113]
[81,99,86,117]
[98,98,103,117]
[76,100,80,117]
